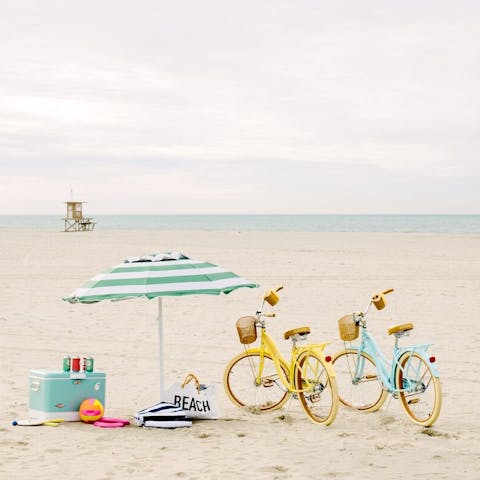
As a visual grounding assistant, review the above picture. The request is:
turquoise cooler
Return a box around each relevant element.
[29,369,106,421]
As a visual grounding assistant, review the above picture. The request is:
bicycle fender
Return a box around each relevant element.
[332,346,358,362]
[307,348,337,378]
[242,347,262,356]
[323,355,336,378]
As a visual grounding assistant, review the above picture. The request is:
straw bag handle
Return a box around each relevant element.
[182,373,201,392]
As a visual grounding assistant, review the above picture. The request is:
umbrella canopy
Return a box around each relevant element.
[64,251,258,398]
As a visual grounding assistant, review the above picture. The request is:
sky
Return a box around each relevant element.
[1,0,479,214]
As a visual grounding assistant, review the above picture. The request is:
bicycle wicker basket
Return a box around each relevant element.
[236,316,257,344]
[338,314,359,341]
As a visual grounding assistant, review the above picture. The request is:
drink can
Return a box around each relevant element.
[71,356,81,372]
[62,355,71,372]
[85,357,94,372]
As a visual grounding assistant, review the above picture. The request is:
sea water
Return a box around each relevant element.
[0,214,479,233]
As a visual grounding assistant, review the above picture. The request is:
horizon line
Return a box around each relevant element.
[1,213,479,216]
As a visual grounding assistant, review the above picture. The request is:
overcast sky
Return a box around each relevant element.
[1,0,479,214]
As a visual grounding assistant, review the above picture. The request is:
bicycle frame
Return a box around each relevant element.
[243,326,335,394]
[350,327,440,394]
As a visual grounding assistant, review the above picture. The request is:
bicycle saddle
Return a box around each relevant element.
[387,323,414,335]
[284,326,310,340]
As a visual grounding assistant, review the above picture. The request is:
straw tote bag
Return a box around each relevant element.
[164,373,219,420]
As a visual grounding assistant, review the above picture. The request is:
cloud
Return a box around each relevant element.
[1,1,479,213]
[1,156,478,214]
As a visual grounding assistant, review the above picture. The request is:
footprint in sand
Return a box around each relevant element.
[420,429,457,439]
[45,449,62,454]
[197,432,219,439]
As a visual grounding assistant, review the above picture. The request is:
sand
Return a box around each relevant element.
[1,229,479,479]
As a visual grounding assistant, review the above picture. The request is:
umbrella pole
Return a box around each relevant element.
[157,297,164,401]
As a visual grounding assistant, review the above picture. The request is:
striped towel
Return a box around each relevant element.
[134,402,192,429]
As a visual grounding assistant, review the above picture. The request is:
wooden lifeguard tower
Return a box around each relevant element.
[64,199,96,232]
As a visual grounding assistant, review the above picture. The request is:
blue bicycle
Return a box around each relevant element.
[332,289,441,427]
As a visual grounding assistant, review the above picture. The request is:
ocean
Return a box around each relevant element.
[0,214,479,233]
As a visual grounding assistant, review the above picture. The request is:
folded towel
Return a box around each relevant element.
[134,402,192,429]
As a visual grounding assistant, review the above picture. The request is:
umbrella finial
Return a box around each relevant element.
[124,252,190,263]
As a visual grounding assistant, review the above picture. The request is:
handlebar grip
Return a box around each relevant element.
[372,289,393,310]
[264,287,282,306]
[263,313,276,317]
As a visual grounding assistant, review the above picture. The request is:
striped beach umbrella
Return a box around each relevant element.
[64,251,257,398]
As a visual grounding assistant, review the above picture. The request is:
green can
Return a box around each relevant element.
[62,355,71,372]
[85,357,94,372]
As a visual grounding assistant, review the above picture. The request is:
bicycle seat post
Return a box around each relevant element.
[393,330,411,349]
[284,327,310,346]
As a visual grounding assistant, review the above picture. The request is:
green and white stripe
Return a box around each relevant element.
[63,252,257,400]
[64,258,257,303]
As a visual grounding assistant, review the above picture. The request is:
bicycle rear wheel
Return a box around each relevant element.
[396,352,442,427]
[223,351,290,412]
[332,349,387,412]
[295,351,339,425]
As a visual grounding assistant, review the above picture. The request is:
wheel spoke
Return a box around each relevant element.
[397,352,441,426]
[332,349,387,412]
[296,352,338,425]
[224,353,289,412]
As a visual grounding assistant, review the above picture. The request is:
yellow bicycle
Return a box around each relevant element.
[223,287,339,425]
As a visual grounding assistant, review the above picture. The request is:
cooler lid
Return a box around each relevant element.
[29,369,105,379]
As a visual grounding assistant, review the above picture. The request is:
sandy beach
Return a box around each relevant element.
[1,229,479,479]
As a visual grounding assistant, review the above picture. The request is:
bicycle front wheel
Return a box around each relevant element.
[295,351,339,425]
[332,349,387,412]
[396,352,442,427]
[223,351,290,412]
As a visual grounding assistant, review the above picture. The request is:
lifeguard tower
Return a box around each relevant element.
[64,200,96,232]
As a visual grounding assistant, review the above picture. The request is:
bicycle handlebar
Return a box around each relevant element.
[262,286,283,307]
[255,286,283,322]
[356,288,395,321]
[371,288,394,310]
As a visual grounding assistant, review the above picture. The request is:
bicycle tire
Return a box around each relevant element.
[223,351,290,412]
[295,351,339,425]
[396,351,442,427]
[332,349,387,412]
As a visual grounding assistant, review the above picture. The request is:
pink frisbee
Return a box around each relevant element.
[93,417,130,428]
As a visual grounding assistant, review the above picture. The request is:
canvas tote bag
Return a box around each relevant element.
[164,373,219,419]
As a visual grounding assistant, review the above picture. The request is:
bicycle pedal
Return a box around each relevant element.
[407,398,420,405]
[309,393,322,403]
[262,379,275,388]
